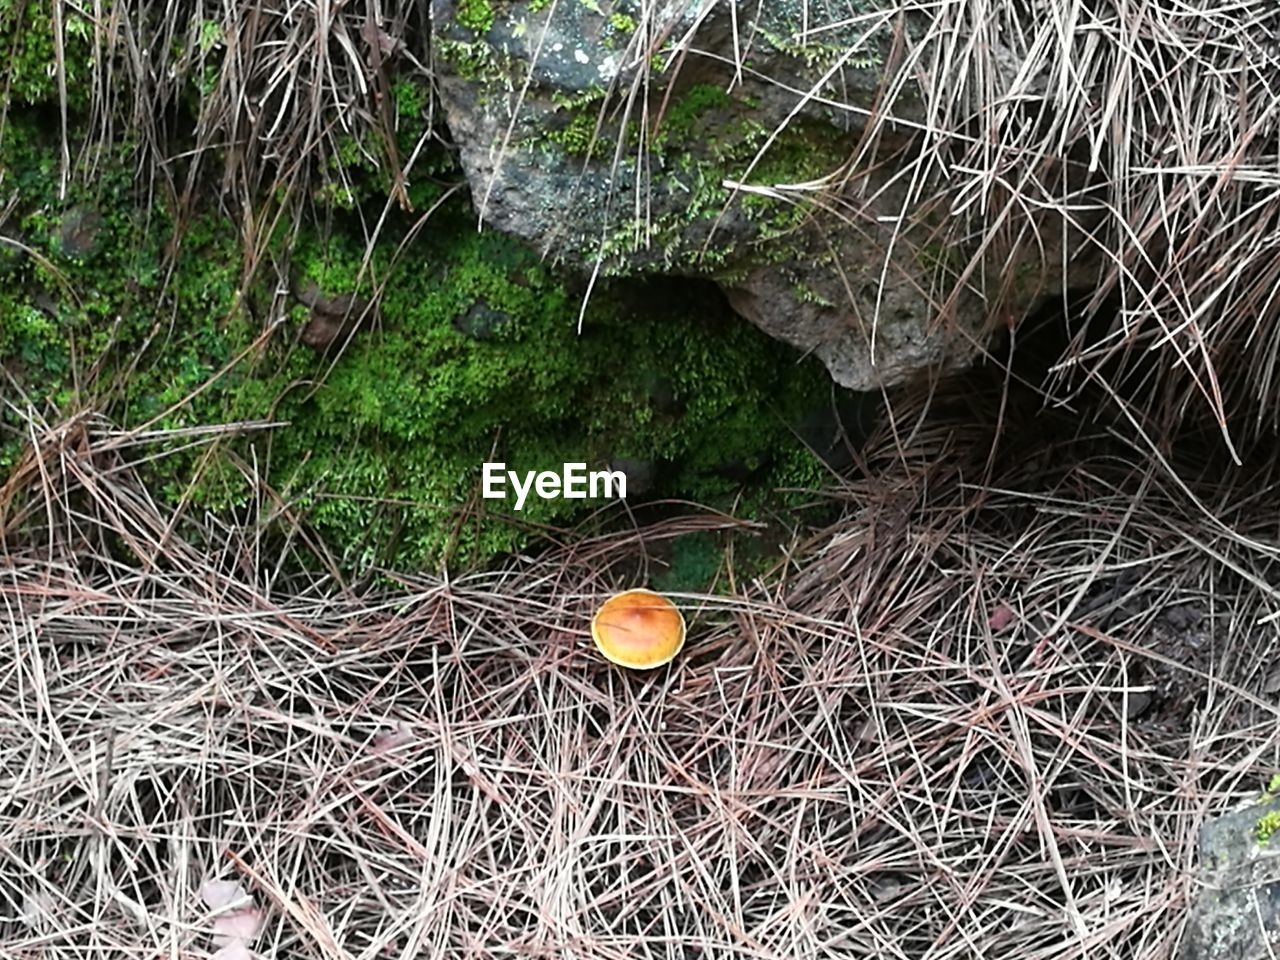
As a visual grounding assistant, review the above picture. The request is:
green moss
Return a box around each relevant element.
[434,37,509,83]
[430,29,850,275]
[1257,773,1280,804]
[550,86,608,112]
[756,3,891,71]
[1256,810,1280,845]
[525,79,850,276]
[197,20,223,54]
[653,84,734,149]
[544,112,600,155]
[653,532,724,594]
[0,18,846,575]
[600,16,637,50]
[530,87,612,156]
[456,0,495,34]
[221,222,829,570]
[791,280,834,308]
[0,0,94,108]
[312,74,447,211]
[759,27,882,70]
[1,101,835,574]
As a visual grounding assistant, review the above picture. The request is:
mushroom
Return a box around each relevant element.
[590,589,686,669]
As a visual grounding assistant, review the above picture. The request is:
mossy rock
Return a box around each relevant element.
[1181,791,1280,959]
[429,0,1063,391]
[432,0,893,277]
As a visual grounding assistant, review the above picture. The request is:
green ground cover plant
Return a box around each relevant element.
[0,105,836,573]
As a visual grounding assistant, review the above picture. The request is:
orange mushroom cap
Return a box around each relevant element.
[590,589,686,669]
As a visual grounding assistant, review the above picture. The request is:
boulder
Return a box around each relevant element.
[429,0,1089,389]
[1181,792,1280,959]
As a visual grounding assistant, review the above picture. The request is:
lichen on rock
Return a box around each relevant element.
[1181,793,1280,959]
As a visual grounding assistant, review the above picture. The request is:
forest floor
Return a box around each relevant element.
[3,368,1276,960]
[5,0,1280,955]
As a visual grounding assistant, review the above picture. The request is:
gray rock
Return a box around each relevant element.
[724,252,982,390]
[1122,688,1152,719]
[430,1,1093,389]
[1181,794,1280,958]
[453,301,512,340]
[293,280,374,352]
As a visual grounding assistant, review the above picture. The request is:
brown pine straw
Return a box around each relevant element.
[3,382,1279,959]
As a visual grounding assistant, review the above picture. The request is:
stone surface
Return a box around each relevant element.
[294,280,374,352]
[453,301,512,340]
[1181,795,1280,958]
[429,0,1088,389]
[723,243,978,390]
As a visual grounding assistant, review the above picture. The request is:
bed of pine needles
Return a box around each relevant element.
[6,0,1280,957]
[4,380,1280,958]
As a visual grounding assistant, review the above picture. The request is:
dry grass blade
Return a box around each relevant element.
[6,2,1280,957]
[882,0,1280,445]
[2,381,1278,958]
[595,1,1280,444]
